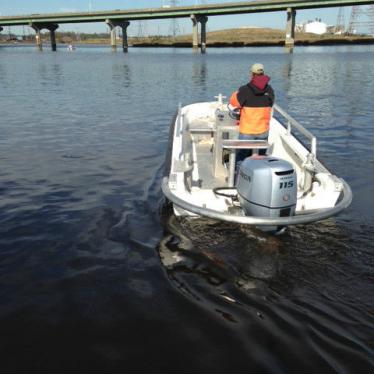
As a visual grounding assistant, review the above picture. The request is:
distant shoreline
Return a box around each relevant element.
[2,27,374,48]
[129,38,374,47]
[2,39,374,48]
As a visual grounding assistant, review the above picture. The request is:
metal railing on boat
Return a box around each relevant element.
[273,104,317,157]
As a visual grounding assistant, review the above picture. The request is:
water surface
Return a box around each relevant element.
[0,45,373,373]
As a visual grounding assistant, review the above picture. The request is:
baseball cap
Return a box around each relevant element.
[251,63,265,74]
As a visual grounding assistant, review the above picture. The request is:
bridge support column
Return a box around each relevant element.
[30,23,59,51]
[111,27,117,51]
[106,19,130,53]
[106,20,117,51]
[47,24,59,51]
[285,7,296,47]
[191,15,199,50]
[190,14,208,53]
[199,15,208,53]
[50,29,57,51]
[121,21,130,53]
[30,24,43,51]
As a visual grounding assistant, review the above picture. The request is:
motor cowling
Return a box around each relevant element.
[236,156,297,218]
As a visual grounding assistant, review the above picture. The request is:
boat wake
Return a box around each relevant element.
[108,164,165,249]
[106,160,373,372]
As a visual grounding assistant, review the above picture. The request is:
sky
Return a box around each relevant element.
[0,1,356,36]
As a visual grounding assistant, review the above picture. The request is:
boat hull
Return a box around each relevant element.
[162,100,352,229]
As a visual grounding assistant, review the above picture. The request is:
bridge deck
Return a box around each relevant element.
[0,0,373,26]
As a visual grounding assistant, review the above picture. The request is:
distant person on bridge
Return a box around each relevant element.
[229,63,274,163]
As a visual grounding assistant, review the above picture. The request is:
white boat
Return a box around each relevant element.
[162,95,352,232]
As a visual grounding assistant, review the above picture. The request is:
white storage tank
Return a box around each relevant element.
[304,21,328,35]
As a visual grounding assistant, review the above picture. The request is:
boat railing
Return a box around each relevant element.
[176,103,185,161]
[176,103,183,138]
[273,104,317,157]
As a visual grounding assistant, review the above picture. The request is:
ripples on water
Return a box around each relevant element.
[0,45,373,373]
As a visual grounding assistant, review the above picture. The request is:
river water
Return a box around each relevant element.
[0,44,373,373]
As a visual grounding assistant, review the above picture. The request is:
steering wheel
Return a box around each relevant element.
[227,103,240,120]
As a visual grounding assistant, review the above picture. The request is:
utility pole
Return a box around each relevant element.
[137,21,148,38]
[347,6,360,34]
[336,7,345,34]
[348,5,374,35]
[168,0,180,38]
[368,5,374,35]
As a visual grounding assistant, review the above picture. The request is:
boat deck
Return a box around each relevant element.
[194,139,227,190]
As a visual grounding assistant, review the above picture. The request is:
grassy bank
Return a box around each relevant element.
[127,28,374,47]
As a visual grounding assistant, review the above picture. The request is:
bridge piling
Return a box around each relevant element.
[48,24,59,51]
[191,14,208,53]
[111,27,116,51]
[107,19,130,52]
[30,24,43,51]
[50,30,57,51]
[191,15,199,50]
[199,15,208,53]
[30,23,59,51]
[285,7,296,47]
[121,21,130,53]
[106,20,117,51]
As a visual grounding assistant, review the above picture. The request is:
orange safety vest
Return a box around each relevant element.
[229,91,272,135]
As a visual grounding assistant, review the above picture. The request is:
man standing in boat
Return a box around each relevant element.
[229,63,274,162]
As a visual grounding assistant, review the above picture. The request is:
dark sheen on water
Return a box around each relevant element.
[0,45,373,373]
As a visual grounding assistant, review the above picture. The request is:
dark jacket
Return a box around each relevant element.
[237,75,274,108]
[230,75,275,135]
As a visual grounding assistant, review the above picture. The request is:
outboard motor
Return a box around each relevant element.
[236,156,297,220]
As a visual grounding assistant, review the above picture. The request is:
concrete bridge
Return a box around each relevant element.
[0,0,373,52]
